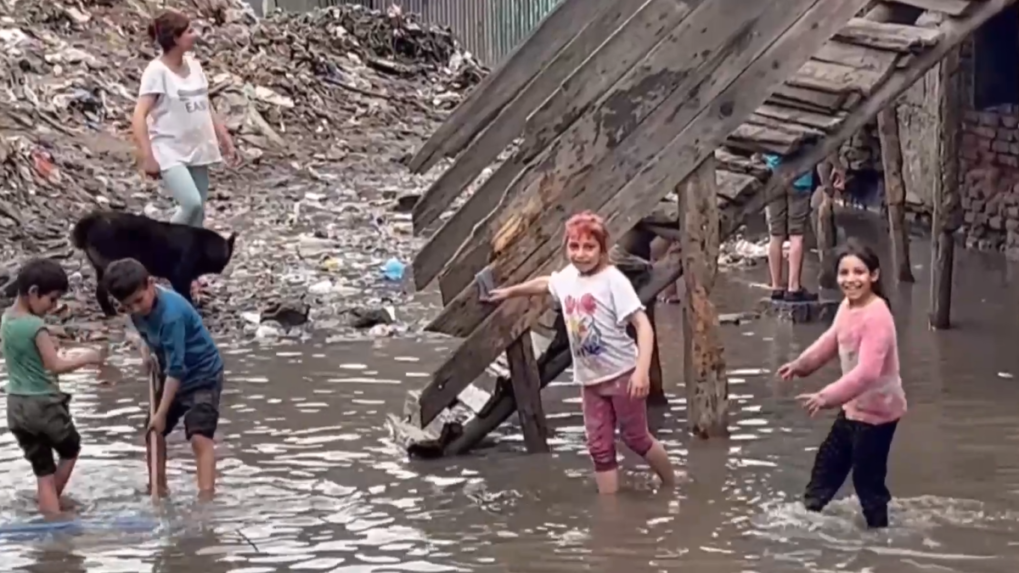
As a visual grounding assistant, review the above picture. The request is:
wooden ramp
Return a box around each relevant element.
[406,0,1016,431]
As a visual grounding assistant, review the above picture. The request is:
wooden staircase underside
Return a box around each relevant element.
[405,0,1015,427]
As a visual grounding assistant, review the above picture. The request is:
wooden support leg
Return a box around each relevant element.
[645,301,667,406]
[679,157,728,439]
[877,107,915,283]
[930,47,961,330]
[814,155,839,290]
[505,330,549,453]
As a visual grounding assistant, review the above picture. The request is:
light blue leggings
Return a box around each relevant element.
[161,165,210,228]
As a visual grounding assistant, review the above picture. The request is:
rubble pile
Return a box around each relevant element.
[0,0,487,341]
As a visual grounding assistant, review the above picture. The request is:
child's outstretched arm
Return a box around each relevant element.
[817,311,894,407]
[486,276,550,301]
[35,330,102,374]
[789,302,846,376]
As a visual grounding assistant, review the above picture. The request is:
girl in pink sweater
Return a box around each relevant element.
[778,240,907,528]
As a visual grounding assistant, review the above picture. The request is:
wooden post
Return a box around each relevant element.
[645,301,667,406]
[505,330,549,453]
[930,47,961,330]
[814,155,839,290]
[877,107,916,283]
[679,157,728,439]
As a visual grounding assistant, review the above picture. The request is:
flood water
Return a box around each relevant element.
[3,211,1019,573]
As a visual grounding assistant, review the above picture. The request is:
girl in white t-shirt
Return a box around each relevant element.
[486,211,675,494]
[131,9,238,230]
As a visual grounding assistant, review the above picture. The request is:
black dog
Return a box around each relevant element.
[71,211,237,316]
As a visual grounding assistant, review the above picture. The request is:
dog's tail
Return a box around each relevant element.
[70,212,102,250]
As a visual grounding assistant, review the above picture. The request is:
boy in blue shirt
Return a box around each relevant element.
[762,153,819,303]
[103,258,224,499]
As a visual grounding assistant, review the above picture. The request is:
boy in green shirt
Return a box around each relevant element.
[3,258,106,515]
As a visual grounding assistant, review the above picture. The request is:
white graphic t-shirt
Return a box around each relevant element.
[548,265,645,386]
[138,56,222,170]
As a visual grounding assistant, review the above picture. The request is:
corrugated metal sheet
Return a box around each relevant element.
[272,0,561,65]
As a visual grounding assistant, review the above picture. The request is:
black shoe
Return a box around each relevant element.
[770,289,786,301]
[785,289,819,303]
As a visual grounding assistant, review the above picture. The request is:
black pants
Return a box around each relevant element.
[804,410,898,528]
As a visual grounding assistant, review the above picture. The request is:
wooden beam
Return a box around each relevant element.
[416,0,869,427]
[431,0,824,329]
[505,330,549,453]
[406,0,617,173]
[680,157,728,439]
[930,45,961,329]
[722,0,1012,241]
[410,0,663,232]
[877,107,916,283]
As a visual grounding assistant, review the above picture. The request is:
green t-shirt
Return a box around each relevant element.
[1,312,59,396]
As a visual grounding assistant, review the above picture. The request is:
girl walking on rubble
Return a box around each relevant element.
[484,211,675,494]
[778,239,907,528]
[131,9,238,229]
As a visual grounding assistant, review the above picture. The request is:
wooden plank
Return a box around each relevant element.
[815,39,902,70]
[433,0,801,318]
[789,58,896,96]
[834,18,944,52]
[679,157,728,438]
[877,107,916,282]
[726,122,804,155]
[754,103,846,131]
[411,0,665,232]
[771,84,848,111]
[890,0,974,16]
[413,156,522,293]
[721,0,1010,243]
[715,148,771,176]
[416,0,870,427]
[407,0,618,173]
[505,330,549,453]
[524,0,713,161]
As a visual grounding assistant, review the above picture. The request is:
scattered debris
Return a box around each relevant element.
[0,0,486,342]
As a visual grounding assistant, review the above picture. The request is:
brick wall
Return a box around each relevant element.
[959,106,1019,255]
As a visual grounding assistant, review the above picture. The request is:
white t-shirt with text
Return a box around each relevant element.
[138,56,222,170]
[548,265,645,386]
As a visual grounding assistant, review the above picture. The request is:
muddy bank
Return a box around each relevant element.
[0,0,485,343]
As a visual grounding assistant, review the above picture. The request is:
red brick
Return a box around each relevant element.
[980,111,1001,126]
[965,110,982,124]
[961,146,979,160]
[999,154,1019,168]
[1003,115,1019,129]
[962,133,978,147]
[999,129,1017,142]
[977,137,993,150]
[993,140,1011,153]
[972,125,997,139]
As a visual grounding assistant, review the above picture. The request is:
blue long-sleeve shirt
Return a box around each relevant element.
[764,153,814,193]
[131,287,223,391]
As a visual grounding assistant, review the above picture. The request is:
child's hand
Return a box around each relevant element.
[483,288,512,303]
[796,392,830,417]
[628,369,650,399]
[777,361,803,381]
[148,412,167,435]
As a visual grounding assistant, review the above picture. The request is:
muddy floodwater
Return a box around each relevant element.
[3,218,1019,573]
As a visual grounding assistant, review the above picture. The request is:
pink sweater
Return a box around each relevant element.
[793,297,907,425]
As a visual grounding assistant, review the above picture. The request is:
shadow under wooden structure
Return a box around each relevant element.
[398,0,1016,456]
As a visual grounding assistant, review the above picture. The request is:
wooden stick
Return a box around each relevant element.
[147,365,163,504]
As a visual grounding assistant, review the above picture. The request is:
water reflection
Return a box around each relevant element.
[2,221,1019,571]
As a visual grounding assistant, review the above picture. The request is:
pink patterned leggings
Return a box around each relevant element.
[582,370,654,472]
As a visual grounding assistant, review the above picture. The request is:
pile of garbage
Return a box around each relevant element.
[0,0,486,340]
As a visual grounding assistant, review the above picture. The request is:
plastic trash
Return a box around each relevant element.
[382,258,405,282]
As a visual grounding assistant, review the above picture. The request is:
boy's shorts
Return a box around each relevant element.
[6,393,81,477]
[766,186,813,237]
[148,372,223,440]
